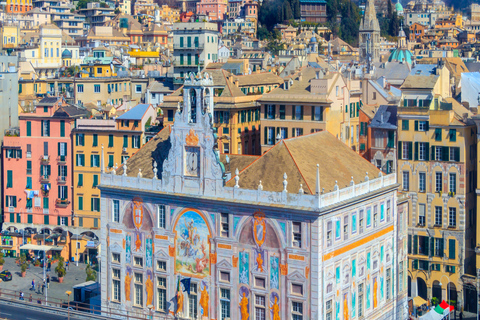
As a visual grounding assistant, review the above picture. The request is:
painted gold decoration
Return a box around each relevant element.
[256,253,264,272]
[279,263,288,276]
[232,255,238,268]
[122,238,126,249]
[270,296,280,320]
[210,252,217,264]
[132,199,144,230]
[135,234,141,251]
[169,246,175,257]
[305,266,310,279]
[186,128,199,146]
[253,212,266,247]
[199,286,209,317]
[125,272,132,301]
[239,292,249,320]
[146,275,153,306]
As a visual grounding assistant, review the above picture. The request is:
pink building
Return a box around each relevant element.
[196,0,228,21]
[3,97,88,235]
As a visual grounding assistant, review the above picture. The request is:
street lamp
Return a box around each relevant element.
[65,290,71,320]
[439,274,451,320]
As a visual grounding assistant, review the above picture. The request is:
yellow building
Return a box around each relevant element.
[73,104,156,231]
[1,25,19,49]
[157,5,180,23]
[80,64,117,78]
[400,98,476,310]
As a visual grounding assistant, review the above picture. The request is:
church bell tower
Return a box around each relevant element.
[359,0,381,63]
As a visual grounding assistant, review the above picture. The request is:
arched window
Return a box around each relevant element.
[189,88,197,123]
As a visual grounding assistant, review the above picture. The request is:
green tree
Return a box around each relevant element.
[257,27,270,40]
[85,265,97,282]
[55,257,66,278]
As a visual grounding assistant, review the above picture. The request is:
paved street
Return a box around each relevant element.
[0,257,97,303]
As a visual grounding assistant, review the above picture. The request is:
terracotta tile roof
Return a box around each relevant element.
[231,72,283,87]
[401,75,439,89]
[225,131,381,193]
[219,153,259,172]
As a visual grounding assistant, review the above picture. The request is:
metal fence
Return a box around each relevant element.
[0,288,170,320]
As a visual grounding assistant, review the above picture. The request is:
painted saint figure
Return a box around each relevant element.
[270,296,280,320]
[239,292,249,320]
[146,275,153,306]
[135,234,141,251]
[176,291,184,315]
[344,294,349,320]
[256,253,263,272]
[199,286,209,317]
[373,278,378,309]
[125,272,132,301]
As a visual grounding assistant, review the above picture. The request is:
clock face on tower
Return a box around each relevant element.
[185,146,200,177]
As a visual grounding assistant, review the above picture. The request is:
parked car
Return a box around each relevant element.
[0,270,12,281]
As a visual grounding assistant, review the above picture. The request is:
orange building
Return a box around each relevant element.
[6,0,32,13]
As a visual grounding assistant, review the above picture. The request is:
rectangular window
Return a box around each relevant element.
[449,239,456,259]
[449,173,456,194]
[77,84,84,93]
[58,186,68,200]
[134,273,143,307]
[6,170,12,188]
[108,135,114,147]
[255,295,266,320]
[419,142,427,161]
[123,135,128,148]
[351,212,357,234]
[221,213,229,237]
[112,268,121,302]
[401,120,409,130]
[94,85,100,93]
[91,197,100,212]
[449,129,456,142]
[419,172,426,192]
[77,134,85,146]
[135,85,142,93]
[435,128,442,141]
[27,161,32,175]
[292,301,303,320]
[449,207,456,227]
[26,121,31,136]
[76,154,85,166]
[435,206,442,226]
[157,205,166,228]
[93,134,98,147]
[132,136,140,148]
[134,256,143,267]
[402,142,409,160]
[266,105,275,119]
[435,172,442,192]
[157,260,167,272]
[313,106,323,121]
[294,105,303,120]
[418,121,428,131]
[113,200,120,222]
[188,283,198,319]
[403,171,409,191]
[41,120,50,137]
[91,154,100,167]
[220,288,230,320]
[418,204,426,226]
[157,277,167,312]
[78,196,83,211]
[292,222,301,248]
[60,120,65,137]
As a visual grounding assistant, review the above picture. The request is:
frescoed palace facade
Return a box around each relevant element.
[99,73,408,320]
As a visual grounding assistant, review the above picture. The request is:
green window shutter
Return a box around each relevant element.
[439,238,444,257]
[9,213,14,222]
[425,143,430,161]
[412,260,418,270]
[57,142,60,156]
[65,218,68,226]
[27,161,31,173]
[78,196,83,210]
[76,134,79,146]
[57,216,60,225]
[7,170,12,188]
[454,147,460,162]
[414,121,418,131]
[16,213,20,223]
[109,135,113,147]
[449,129,456,142]
[451,266,455,273]
[442,147,449,161]
[93,134,98,147]
[430,237,435,257]
[414,142,419,161]
[47,165,51,176]
[44,215,49,225]
[43,197,48,209]
[356,102,359,117]
[108,155,114,167]
[27,214,32,224]
[387,131,394,148]
[90,155,94,167]
[398,141,402,159]
[311,106,314,120]
[408,142,413,160]
[93,175,98,187]
[123,135,128,148]
[78,174,83,186]
[26,121,31,136]
[413,235,418,254]
[408,235,412,254]
[60,120,65,137]
[26,177,32,189]
[264,127,267,145]
[13,196,16,207]
[425,121,429,131]
[131,135,135,148]
[345,105,348,113]
[91,198,94,211]
[46,120,50,136]
[435,128,442,141]
[449,239,455,260]
[94,218,98,228]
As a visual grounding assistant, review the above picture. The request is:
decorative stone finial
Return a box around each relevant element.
[177,101,181,113]
[365,172,369,181]
[350,176,355,186]
[378,171,382,178]
[153,161,158,179]
[334,180,338,191]
[258,180,263,191]
[111,163,117,175]
[299,184,304,194]
[137,168,142,178]
[315,164,320,195]
[283,173,288,192]
[123,160,127,176]
[234,168,239,188]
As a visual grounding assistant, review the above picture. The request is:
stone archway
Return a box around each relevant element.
[417,277,427,300]
[432,280,442,303]
[408,276,412,297]
[447,282,457,305]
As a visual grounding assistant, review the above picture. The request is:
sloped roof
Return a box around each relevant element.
[401,75,439,89]
[369,105,397,130]
[225,131,381,193]
[116,104,151,120]
[53,106,89,118]
[231,72,283,87]
[117,126,172,179]
[219,154,259,173]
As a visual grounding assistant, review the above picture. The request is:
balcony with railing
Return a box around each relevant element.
[57,175,67,184]
[173,43,204,50]
[41,155,50,164]
[173,60,205,67]
[40,175,50,183]
[57,155,66,164]
[56,199,70,208]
